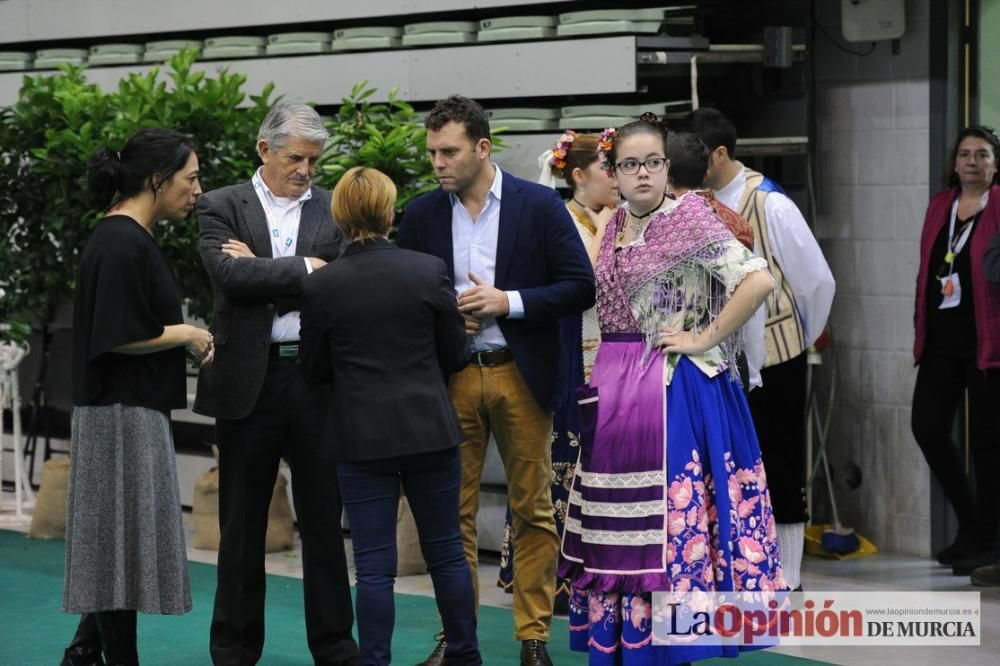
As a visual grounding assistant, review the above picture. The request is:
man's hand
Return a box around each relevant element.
[222,239,255,258]
[307,257,327,271]
[457,272,509,318]
[463,314,482,336]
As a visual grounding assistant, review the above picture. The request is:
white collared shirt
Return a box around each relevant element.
[450,165,525,352]
[251,168,314,343]
[716,163,836,382]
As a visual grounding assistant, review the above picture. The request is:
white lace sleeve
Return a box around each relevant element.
[697,238,771,297]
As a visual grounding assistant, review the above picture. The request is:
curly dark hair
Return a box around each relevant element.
[425,95,492,144]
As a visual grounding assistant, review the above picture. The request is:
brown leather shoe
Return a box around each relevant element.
[520,640,553,666]
[414,637,447,666]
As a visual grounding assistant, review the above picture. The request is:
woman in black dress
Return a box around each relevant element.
[61,128,213,666]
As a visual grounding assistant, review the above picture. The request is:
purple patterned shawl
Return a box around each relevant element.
[595,194,735,334]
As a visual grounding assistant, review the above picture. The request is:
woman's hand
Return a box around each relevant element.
[657,324,713,356]
[656,270,773,356]
[587,205,616,234]
[185,325,214,367]
[222,239,255,258]
[585,206,617,267]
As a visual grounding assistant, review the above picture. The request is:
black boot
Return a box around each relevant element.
[94,610,139,666]
[936,527,980,566]
[414,632,447,666]
[952,550,998,576]
[61,614,105,666]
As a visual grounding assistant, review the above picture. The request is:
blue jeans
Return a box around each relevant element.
[337,447,481,666]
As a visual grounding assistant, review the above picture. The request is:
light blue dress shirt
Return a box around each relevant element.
[450,166,525,352]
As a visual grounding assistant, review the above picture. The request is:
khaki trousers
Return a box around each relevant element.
[448,361,558,642]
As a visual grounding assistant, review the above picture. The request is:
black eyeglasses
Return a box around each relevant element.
[615,157,667,175]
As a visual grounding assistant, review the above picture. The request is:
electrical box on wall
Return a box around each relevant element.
[841,0,906,42]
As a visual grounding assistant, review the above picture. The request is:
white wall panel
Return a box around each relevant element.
[0,37,638,108]
[0,0,575,44]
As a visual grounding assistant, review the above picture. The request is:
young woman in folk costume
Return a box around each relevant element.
[558,115,787,665]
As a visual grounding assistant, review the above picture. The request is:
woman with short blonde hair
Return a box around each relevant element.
[299,166,481,665]
[332,167,397,241]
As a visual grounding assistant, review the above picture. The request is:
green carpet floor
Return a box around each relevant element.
[0,529,831,665]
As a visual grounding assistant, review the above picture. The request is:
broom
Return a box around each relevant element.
[806,335,861,555]
[818,447,860,554]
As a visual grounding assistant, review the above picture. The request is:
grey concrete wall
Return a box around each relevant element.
[812,0,932,555]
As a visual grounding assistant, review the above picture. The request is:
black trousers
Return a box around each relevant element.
[911,353,1000,549]
[210,358,357,666]
[748,353,809,524]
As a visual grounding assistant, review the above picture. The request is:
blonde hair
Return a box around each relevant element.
[331,167,397,241]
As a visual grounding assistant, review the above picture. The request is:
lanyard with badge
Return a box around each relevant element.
[252,176,299,258]
[937,191,988,309]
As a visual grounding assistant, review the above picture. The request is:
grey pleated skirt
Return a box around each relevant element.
[63,404,192,615]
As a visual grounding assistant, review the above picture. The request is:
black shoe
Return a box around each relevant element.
[61,613,105,666]
[936,530,979,566]
[414,636,447,666]
[971,562,1000,586]
[952,550,997,576]
[520,640,552,666]
[61,646,106,666]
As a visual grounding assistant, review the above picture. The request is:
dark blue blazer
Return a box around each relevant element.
[397,169,596,411]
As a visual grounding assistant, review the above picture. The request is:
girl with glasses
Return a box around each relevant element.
[558,115,786,665]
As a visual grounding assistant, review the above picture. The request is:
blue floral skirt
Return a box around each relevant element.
[498,314,583,605]
[561,345,787,665]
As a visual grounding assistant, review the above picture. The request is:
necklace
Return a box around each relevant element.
[625,194,666,238]
[573,197,602,214]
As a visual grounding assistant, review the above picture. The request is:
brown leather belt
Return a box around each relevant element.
[469,348,514,367]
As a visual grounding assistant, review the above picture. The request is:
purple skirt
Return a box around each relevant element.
[559,337,786,664]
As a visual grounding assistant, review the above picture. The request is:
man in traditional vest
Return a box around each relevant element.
[685,108,836,592]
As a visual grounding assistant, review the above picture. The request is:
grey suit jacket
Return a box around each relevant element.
[193,181,342,420]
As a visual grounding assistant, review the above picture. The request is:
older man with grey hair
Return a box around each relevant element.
[195,102,358,665]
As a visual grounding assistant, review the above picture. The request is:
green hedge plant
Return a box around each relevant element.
[318,81,438,215]
[0,50,274,332]
[317,81,506,223]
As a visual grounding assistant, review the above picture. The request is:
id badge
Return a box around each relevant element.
[939,273,962,310]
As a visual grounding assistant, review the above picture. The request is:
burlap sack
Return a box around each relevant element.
[191,467,221,550]
[28,456,70,539]
[397,492,427,576]
[264,473,295,553]
[191,467,295,553]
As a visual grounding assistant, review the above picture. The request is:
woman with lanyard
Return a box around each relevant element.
[912,125,1000,582]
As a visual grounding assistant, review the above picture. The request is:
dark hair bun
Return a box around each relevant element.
[86,148,123,210]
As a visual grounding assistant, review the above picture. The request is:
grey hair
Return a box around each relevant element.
[257,102,330,153]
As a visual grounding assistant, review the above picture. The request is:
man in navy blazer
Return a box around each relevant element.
[397,96,595,666]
